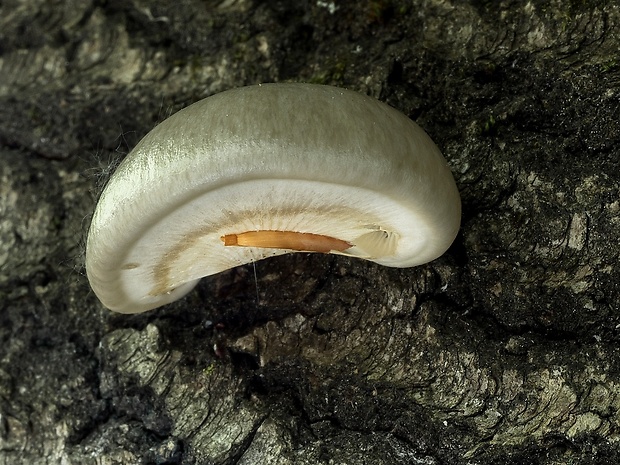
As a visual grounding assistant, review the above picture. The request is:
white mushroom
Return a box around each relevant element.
[86,83,461,313]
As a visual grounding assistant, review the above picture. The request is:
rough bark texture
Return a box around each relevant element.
[1,0,619,463]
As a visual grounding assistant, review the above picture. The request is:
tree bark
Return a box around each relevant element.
[1,0,619,463]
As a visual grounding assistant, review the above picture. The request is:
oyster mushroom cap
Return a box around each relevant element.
[86,83,461,313]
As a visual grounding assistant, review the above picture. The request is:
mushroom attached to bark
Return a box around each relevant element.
[86,83,461,313]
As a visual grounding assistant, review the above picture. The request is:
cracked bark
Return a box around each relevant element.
[1,0,619,464]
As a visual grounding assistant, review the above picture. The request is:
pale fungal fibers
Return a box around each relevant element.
[86,83,461,313]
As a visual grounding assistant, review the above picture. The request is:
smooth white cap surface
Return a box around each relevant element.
[86,83,461,313]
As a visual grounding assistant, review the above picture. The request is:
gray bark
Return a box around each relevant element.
[1,0,619,463]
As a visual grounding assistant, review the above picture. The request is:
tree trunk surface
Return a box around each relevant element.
[1,1,619,463]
